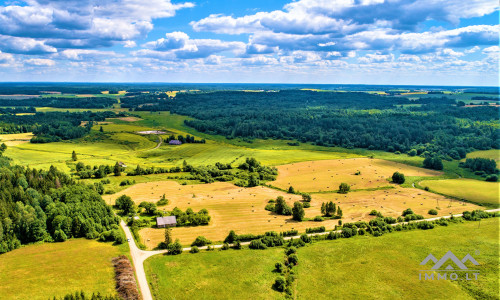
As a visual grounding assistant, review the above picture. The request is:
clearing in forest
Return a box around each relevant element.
[0,132,34,146]
[270,158,442,193]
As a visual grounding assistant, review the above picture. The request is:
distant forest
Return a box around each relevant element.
[124,90,499,159]
[0,97,117,109]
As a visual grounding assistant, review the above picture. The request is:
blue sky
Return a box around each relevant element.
[0,0,498,85]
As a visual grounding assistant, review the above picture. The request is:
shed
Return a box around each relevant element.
[169,139,182,145]
[156,216,177,228]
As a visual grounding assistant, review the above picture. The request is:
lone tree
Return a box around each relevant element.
[338,183,350,194]
[164,227,173,245]
[114,162,122,176]
[115,195,134,214]
[302,193,311,202]
[392,171,405,184]
[99,126,104,132]
[292,201,305,221]
[288,186,296,194]
[71,150,78,161]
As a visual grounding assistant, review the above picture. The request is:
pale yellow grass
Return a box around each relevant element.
[107,117,142,122]
[270,158,442,192]
[0,132,33,146]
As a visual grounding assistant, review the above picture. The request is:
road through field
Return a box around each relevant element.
[122,209,500,300]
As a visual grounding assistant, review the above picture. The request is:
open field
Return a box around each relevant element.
[145,246,284,300]
[0,132,33,146]
[466,149,500,162]
[420,179,499,206]
[270,158,442,193]
[106,178,480,248]
[0,239,127,300]
[144,218,499,300]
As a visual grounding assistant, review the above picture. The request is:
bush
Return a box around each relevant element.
[392,171,405,184]
[300,234,311,243]
[275,262,284,273]
[402,208,414,216]
[221,243,230,250]
[265,203,275,211]
[190,246,200,253]
[313,216,324,222]
[287,254,299,266]
[249,239,267,249]
[286,247,297,255]
[486,174,498,182]
[167,240,183,255]
[338,182,350,194]
[191,236,212,247]
[305,226,325,233]
[274,276,286,292]
[428,209,438,215]
[233,241,242,250]
[303,202,311,208]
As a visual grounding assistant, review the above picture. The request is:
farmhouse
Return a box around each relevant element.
[156,216,177,228]
[169,139,182,145]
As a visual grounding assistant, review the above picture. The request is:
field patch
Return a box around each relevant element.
[144,218,499,300]
[466,149,500,162]
[270,158,442,193]
[420,179,499,206]
[0,239,123,300]
[0,132,33,146]
[107,178,479,248]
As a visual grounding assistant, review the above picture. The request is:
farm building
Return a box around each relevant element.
[156,216,177,228]
[169,139,182,145]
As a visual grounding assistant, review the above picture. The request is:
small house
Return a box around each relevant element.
[156,216,177,228]
[118,162,127,168]
[169,139,182,145]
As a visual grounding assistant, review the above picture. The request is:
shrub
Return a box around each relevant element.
[392,171,405,184]
[313,216,324,222]
[338,182,350,194]
[287,254,299,266]
[486,174,498,182]
[275,262,284,273]
[285,247,297,255]
[221,243,230,250]
[402,208,414,216]
[305,226,325,233]
[224,230,238,243]
[303,202,311,208]
[369,210,378,216]
[300,234,311,243]
[274,276,286,292]
[302,193,312,202]
[292,202,305,221]
[190,246,199,253]
[233,241,242,250]
[428,209,438,215]
[167,240,183,255]
[249,239,267,250]
[191,236,212,247]
[265,203,275,211]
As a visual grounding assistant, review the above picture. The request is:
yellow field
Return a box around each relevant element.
[0,132,34,146]
[270,158,442,192]
[420,179,499,206]
[107,177,478,248]
[0,239,123,300]
[466,149,500,162]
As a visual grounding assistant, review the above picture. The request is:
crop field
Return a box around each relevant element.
[466,149,500,162]
[0,239,126,300]
[420,179,499,206]
[144,218,499,300]
[0,132,33,146]
[270,158,442,193]
[107,177,479,248]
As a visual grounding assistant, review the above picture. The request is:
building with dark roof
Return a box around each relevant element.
[156,216,177,228]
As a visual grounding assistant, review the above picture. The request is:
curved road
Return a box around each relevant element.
[122,209,500,300]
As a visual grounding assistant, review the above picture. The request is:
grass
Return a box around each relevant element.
[296,218,499,300]
[145,247,284,300]
[144,218,499,300]
[420,179,500,206]
[466,149,500,162]
[0,239,128,300]
[270,158,442,193]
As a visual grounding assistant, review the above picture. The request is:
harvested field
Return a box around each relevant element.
[106,178,478,249]
[0,132,34,146]
[270,158,442,193]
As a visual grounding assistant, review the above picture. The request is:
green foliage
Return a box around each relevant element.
[224,230,238,244]
[292,202,305,221]
[139,202,157,215]
[166,207,211,227]
[249,239,267,250]
[402,208,415,216]
[191,236,212,247]
[273,196,292,216]
[461,158,498,175]
[302,193,311,202]
[428,209,438,215]
[392,171,405,184]
[115,195,135,215]
[190,246,199,253]
[52,291,121,300]
[338,183,350,194]
[423,156,443,170]
[274,276,286,292]
[167,239,183,255]
[157,195,169,206]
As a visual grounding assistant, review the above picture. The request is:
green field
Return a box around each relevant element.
[0,239,128,300]
[420,179,499,206]
[467,149,500,162]
[145,218,499,300]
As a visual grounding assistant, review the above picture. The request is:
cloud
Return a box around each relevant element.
[24,58,55,66]
[0,35,57,54]
[0,50,14,65]
[143,32,190,50]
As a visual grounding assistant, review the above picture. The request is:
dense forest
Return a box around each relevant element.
[0,151,119,253]
[123,90,499,159]
[0,97,117,109]
[0,111,123,142]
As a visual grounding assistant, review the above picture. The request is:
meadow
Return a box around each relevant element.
[420,179,499,206]
[144,218,499,300]
[466,149,500,162]
[269,158,442,192]
[0,239,128,300]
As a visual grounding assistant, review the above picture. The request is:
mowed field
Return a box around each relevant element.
[0,239,125,300]
[466,149,500,162]
[270,158,442,192]
[0,132,33,146]
[420,179,500,206]
[144,218,499,300]
[107,178,480,249]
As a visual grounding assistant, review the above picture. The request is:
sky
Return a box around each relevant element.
[0,0,498,85]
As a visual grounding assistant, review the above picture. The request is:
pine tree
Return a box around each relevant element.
[114,162,121,176]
